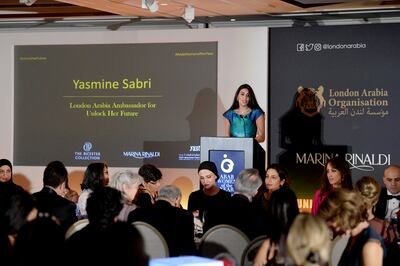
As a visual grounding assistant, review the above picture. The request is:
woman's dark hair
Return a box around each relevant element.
[266,188,299,243]
[226,84,264,112]
[1,190,36,235]
[267,164,290,188]
[13,216,64,266]
[320,157,353,196]
[86,187,123,227]
[138,164,162,183]
[81,162,107,191]
[0,158,12,175]
[256,164,290,195]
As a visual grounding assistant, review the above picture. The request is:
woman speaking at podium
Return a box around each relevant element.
[223,84,265,143]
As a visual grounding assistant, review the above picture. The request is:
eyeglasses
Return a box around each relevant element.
[0,169,11,175]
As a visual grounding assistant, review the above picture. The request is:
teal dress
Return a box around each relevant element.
[223,109,263,138]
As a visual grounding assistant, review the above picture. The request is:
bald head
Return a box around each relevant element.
[383,165,400,194]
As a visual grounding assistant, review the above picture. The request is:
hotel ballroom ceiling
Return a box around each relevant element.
[1,0,400,28]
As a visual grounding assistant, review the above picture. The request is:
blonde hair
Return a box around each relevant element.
[287,214,331,266]
[354,176,381,210]
[318,189,368,231]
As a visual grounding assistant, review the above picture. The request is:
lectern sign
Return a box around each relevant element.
[209,150,245,193]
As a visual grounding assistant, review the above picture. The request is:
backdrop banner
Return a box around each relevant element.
[269,24,400,211]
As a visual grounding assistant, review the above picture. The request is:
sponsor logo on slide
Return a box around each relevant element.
[74,141,101,161]
[178,145,200,161]
[123,151,160,159]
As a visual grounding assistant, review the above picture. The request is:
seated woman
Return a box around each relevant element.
[354,176,397,249]
[109,170,142,222]
[135,164,162,207]
[287,214,331,266]
[0,158,24,196]
[187,161,231,233]
[319,189,385,266]
[77,162,109,218]
[253,164,297,218]
[253,188,300,266]
[311,157,353,215]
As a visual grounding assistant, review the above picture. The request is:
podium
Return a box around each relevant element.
[200,137,265,193]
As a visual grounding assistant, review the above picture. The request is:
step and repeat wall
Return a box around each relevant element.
[269,24,400,211]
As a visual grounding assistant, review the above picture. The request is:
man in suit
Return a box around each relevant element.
[128,185,196,257]
[375,165,400,220]
[32,161,77,233]
[203,168,267,240]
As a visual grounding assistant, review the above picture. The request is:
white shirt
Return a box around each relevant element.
[385,191,400,220]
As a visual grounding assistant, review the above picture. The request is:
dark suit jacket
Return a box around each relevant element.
[375,188,389,220]
[128,200,196,257]
[32,187,77,233]
[203,194,268,240]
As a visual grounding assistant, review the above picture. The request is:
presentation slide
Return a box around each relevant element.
[14,42,217,168]
[269,24,400,208]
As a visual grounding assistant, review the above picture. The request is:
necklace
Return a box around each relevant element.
[237,107,250,115]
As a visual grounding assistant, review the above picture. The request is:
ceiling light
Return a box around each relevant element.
[182,5,195,23]
[142,0,159,13]
[19,0,37,6]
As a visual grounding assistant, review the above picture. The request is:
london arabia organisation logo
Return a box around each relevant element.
[296,85,326,117]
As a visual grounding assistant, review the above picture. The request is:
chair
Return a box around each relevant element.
[241,235,268,266]
[132,221,169,259]
[330,235,350,266]
[65,218,89,240]
[198,224,250,263]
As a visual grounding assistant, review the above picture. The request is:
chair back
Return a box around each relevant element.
[132,221,169,259]
[241,235,268,266]
[65,218,89,240]
[330,235,350,266]
[199,224,250,263]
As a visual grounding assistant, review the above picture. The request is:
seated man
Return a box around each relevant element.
[128,185,196,257]
[32,161,77,233]
[203,168,268,240]
[375,165,400,220]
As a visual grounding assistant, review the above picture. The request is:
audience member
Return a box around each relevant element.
[101,221,149,266]
[128,185,197,256]
[318,189,384,266]
[254,164,297,218]
[0,159,24,201]
[13,216,64,266]
[135,164,162,207]
[0,189,37,246]
[374,165,400,221]
[355,176,397,247]
[32,161,77,233]
[77,162,109,218]
[64,177,79,203]
[311,156,353,215]
[109,170,142,221]
[253,187,299,266]
[188,161,231,227]
[287,214,331,266]
[204,168,267,240]
[65,186,123,266]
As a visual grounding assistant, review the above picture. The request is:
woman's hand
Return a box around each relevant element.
[253,239,275,266]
